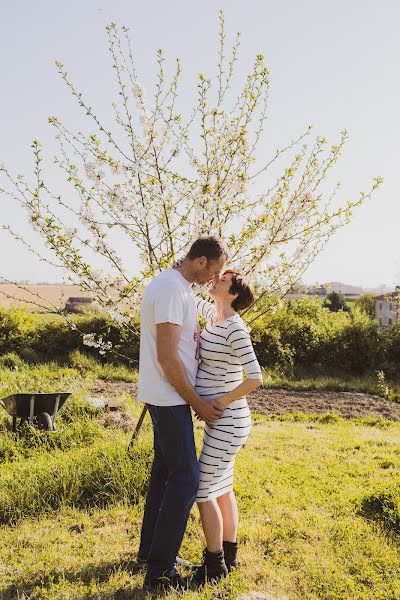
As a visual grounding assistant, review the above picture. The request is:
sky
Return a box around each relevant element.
[1,0,399,288]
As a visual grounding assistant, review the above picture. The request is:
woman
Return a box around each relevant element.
[192,270,263,585]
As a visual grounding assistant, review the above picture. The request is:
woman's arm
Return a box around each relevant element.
[194,295,216,321]
[219,377,262,406]
[218,320,263,406]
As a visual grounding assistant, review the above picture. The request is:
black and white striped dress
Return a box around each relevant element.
[194,298,262,502]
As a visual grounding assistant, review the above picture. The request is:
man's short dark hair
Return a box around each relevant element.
[187,236,229,263]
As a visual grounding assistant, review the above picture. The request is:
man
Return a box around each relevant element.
[137,236,228,590]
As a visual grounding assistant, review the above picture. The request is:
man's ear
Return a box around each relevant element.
[196,256,207,268]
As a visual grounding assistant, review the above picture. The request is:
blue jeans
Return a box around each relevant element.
[138,404,200,578]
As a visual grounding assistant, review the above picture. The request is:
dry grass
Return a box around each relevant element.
[0,284,92,311]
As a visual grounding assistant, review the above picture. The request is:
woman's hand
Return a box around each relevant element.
[172,256,184,269]
[215,393,229,407]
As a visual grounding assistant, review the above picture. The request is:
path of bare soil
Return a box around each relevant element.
[89,381,400,421]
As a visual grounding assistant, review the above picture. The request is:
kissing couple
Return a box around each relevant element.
[136,236,262,591]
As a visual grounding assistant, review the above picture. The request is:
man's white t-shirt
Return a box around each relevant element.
[138,268,199,406]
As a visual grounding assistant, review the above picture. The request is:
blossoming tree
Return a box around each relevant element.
[0,13,382,354]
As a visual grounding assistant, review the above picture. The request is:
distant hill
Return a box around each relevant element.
[323,282,364,295]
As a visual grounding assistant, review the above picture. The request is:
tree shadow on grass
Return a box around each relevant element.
[0,558,161,600]
[359,488,400,538]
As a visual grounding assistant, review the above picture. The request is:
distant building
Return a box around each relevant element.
[65,297,94,312]
[375,287,400,329]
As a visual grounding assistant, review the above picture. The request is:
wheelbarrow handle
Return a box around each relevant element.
[128,405,148,449]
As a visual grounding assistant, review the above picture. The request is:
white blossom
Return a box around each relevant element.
[107,307,131,325]
[84,162,97,180]
[84,161,105,183]
[132,82,145,100]
[83,333,113,354]
[111,163,124,174]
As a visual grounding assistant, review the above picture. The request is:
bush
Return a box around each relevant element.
[354,293,376,318]
[323,291,350,313]
[248,298,386,376]
[31,313,140,365]
[324,309,383,374]
[0,307,37,354]
[30,318,81,359]
[251,321,294,374]
[381,324,400,377]
[1,297,399,378]
[0,352,25,370]
[17,347,41,364]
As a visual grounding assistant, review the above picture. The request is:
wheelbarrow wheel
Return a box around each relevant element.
[37,412,53,431]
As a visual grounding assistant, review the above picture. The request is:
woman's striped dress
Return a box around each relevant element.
[194,298,262,502]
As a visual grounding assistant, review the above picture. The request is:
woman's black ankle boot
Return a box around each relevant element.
[223,540,238,571]
[192,548,228,585]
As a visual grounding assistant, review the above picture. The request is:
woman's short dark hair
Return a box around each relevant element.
[224,270,255,311]
[187,236,229,263]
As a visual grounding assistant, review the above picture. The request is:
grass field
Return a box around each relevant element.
[1,365,400,600]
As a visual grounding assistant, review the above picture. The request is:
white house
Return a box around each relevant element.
[375,287,400,329]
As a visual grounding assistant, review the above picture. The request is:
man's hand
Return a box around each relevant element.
[193,398,224,423]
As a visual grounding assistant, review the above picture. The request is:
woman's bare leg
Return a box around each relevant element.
[216,491,238,542]
[197,500,223,551]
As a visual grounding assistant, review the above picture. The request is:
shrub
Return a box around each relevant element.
[0,307,37,354]
[31,313,140,365]
[1,297,399,377]
[0,352,25,370]
[323,291,350,313]
[17,347,41,364]
[248,298,386,376]
[325,308,383,374]
[381,323,400,377]
[354,293,376,318]
[251,321,294,374]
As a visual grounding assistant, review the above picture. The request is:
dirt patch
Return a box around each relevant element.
[89,380,137,398]
[98,411,137,432]
[248,388,400,421]
[88,380,400,421]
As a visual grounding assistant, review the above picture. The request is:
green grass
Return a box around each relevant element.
[0,362,86,397]
[35,312,64,323]
[1,399,400,599]
[0,355,136,402]
[1,363,400,598]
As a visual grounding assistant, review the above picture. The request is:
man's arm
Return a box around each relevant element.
[156,322,224,423]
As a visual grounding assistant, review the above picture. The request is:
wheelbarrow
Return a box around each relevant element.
[0,392,71,432]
